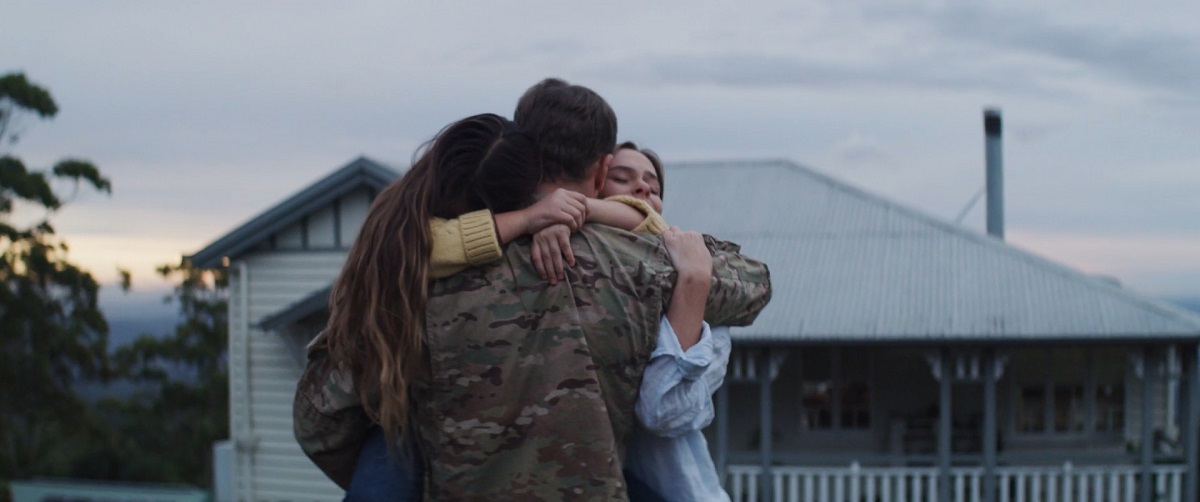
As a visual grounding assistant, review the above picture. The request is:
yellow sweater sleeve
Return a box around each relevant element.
[427,199,663,279]
[428,209,502,279]
[603,195,669,235]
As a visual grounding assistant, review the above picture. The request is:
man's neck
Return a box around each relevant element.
[535,158,607,199]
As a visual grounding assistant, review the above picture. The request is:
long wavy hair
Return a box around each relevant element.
[324,114,541,447]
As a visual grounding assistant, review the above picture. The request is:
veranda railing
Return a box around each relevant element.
[725,462,1186,502]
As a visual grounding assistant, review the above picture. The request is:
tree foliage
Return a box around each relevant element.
[0,72,111,481]
[88,262,229,485]
[0,73,57,119]
[1,72,229,495]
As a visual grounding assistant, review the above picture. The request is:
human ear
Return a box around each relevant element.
[593,153,613,195]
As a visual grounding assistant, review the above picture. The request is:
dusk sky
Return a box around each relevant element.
[4,1,1198,318]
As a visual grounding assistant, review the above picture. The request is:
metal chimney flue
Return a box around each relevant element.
[984,108,1004,240]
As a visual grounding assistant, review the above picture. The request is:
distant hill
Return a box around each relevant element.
[100,286,178,345]
[1166,297,1200,315]
[78,330,179,402]
[108,313,181,348]
[76,309,186,402]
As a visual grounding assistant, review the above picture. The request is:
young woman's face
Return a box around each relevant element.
[601,148,663,213]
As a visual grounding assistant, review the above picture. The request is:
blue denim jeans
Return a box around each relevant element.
[344,426,666,501]
[625,469,670,502]
[343,427,423,502]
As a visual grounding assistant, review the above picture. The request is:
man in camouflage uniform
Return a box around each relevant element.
[411,79,772,500]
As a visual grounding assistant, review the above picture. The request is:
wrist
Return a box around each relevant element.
[493,210,530,245]
[514,207,532,235]
[584,198,599,223]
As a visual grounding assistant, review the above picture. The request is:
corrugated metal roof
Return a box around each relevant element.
[258,285,330,331]
[189,156,397,268]
[661,159,1200,343]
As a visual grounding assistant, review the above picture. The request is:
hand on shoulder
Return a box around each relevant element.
[521,188,587,234]
[662,226,712,280]
[531,224,574,284]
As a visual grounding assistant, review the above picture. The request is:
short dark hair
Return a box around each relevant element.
[615,141,665,199]
[514,78,617,182]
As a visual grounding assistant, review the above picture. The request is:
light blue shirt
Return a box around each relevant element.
[625,317,732,502]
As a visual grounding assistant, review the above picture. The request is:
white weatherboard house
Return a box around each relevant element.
[193,157,1200,502]
[192,157,394,501]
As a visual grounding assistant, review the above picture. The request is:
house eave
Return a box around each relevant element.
[257,285,332,332]
[189,156,398,269]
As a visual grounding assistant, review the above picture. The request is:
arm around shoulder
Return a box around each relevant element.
[595,195,669,235]
[700,235,772,327]
[428,209,503,279]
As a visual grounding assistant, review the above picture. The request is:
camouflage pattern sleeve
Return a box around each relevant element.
[700,234,773,327]
[293,332,371,489]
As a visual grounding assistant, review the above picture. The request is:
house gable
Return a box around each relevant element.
[189,156,398,268]
[190,158,402,500]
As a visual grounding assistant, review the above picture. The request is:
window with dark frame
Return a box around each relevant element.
[799,348,871,431]
[1014,347,1124,436]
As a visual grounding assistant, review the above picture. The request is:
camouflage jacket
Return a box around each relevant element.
[413,225,771,501]
[293,330,372,489]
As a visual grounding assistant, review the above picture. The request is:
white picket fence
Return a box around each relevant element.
[726,463,1187,502]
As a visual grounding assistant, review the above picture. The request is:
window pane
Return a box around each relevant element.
[798,348,872,430]
[1013,348,1049,434]
[1096,383,1125,432]
[1014,347,1128,436]
[1054,384,1085,432]
[839,349,871,429]
[1094,347,1125,433]
[1018,386,1045,433]
[802,380,833,429]
[800,348,832,430]
[839,380,870,429]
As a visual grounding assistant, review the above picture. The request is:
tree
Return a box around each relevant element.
[0,72,112,480]
[88,262,229,485]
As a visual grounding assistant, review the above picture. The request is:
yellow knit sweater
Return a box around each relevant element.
[428,196,668,278]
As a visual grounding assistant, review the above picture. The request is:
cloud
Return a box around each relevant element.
[4,1,1199,301]
[593,50,1073,98]
[1008,230,1200,296]
[577,3,1200,109]
[828,132,893,168]
[1007,120,1063,145]
[926,5,1200,99]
